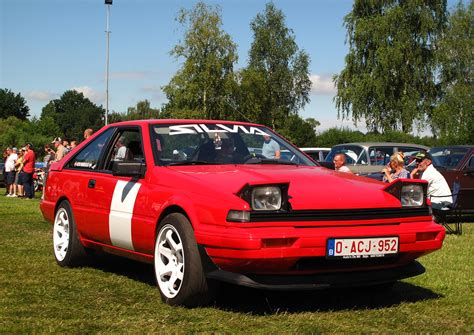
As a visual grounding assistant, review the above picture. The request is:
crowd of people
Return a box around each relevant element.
[2,128,94,199]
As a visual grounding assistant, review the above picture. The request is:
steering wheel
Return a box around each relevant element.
[242,153,267,163]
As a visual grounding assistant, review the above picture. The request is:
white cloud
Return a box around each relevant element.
[25,91,57,101]
[109,71,160,80]
[141,85,162,93]
[310,74,337,95]
[72,86,105,104]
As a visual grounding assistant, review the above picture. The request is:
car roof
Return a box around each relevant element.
[108,119,263,128]
[300,147,331,151]
[429,145,474,150]
[331,142,429,150]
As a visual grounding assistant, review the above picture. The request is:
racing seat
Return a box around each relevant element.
[432,181,462,235]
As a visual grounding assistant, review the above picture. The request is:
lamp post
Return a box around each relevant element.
[104,0,112,125]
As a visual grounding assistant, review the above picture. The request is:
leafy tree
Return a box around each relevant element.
[41,90,104,141]
[126,100,160,120]
[0,117,54,158]
[0,88,30,120]
[335,0,447,133]
[239,3,311,129]
[278,115,318,147]
[162,2,238,120]
[433,1,473,144]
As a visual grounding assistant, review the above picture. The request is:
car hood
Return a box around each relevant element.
[164,164,400,210]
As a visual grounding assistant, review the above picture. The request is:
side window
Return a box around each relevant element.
[104,128,144,170]
[67,128,114,170]
[468,155,474,167]
[398,147,426,167]
[368,147,393,166]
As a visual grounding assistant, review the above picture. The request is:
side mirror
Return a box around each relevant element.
[112,161,146,178]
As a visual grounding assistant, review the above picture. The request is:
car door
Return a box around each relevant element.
[87,126,151,252]
[457,152,474,210]
[63,127,116,242]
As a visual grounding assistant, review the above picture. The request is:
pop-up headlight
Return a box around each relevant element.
[401,184,424,207]
[384,180,427,208]
[251,186,282,211]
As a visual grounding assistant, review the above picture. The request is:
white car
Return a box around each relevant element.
[300,147,331,161]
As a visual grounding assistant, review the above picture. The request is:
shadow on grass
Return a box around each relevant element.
[86,253,442,314]
[212,282,443,314]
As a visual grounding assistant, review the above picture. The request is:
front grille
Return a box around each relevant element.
[249,207,430,222]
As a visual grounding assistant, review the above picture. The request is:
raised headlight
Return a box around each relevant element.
[401,185,424,207]
[251,186,282,211]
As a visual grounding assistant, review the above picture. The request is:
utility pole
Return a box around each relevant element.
[104,0,113,125]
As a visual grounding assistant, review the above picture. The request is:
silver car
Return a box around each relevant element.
[325,142,429,177]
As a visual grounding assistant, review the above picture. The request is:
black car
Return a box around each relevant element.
[0,163,5,187]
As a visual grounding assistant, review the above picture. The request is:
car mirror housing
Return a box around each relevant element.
[112,161,146,178]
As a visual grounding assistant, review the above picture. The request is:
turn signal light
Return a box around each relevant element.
[416,232,438,241]
[262,238,297,248]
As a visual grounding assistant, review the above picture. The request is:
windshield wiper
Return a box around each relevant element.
[167,160,217,166]
[246,158,298,165]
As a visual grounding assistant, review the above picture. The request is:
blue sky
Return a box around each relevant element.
[0,0,462,132]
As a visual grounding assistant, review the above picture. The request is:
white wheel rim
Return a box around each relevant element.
[53,208,70,261]
[155,224,184,299]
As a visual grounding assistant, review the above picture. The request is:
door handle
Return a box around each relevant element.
[88,179,96,188]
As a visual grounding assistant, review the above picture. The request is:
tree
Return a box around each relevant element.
[334,0,447,133]
[239,3,311,130]
[162,2,238,120]
[41,90,104,141]
[126,100,160,120]
[0,116,56,158]
[433,1,473,144]
[277,115,318,147]
[0,88,30,120]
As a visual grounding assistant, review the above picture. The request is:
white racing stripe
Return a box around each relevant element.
[109,180,141,250]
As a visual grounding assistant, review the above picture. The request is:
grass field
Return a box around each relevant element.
[0,189,473,334]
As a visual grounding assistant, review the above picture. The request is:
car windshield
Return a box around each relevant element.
[325,145,368,165]
[429,147,469,169]
[150,123,316,166]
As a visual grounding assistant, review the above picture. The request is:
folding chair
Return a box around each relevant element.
[432,181,462,235]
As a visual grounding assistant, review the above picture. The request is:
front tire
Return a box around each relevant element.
[154,213,214,307]
[53,200,87,267]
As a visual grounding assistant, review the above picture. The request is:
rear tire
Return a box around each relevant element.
[53,200,87,267]
[154,213,214,307]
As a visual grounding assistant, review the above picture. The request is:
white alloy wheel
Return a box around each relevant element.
[53,207,70,262]
[155,224,185,299]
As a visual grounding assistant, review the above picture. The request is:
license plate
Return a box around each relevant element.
[327,237,398,259]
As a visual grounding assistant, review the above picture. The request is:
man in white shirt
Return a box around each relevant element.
[5,147,18,197]
[262,134,281,159]
[115,137,127,160]
[411,152,452,210]
[333,153,352,173]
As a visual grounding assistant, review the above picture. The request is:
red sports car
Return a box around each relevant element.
[40,120,445,306]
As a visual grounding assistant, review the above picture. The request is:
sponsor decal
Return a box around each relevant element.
[169,124,270,136]
[109,180,141,250]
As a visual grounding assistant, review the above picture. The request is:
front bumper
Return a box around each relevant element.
[195,219,445,274]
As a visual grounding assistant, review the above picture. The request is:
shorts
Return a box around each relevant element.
[5,171,16,185]
[16,171,25,186]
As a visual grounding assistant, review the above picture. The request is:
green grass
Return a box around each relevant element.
[0,189,473,334]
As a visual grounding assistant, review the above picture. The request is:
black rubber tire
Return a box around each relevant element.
[154,213,215,307]
[53,200,87,267]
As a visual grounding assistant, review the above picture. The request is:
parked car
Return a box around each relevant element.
[41,120,445,307]
[325,142,429,177]
[300,147,331,161]
[429,146,474,214]
[0,162,5,187]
